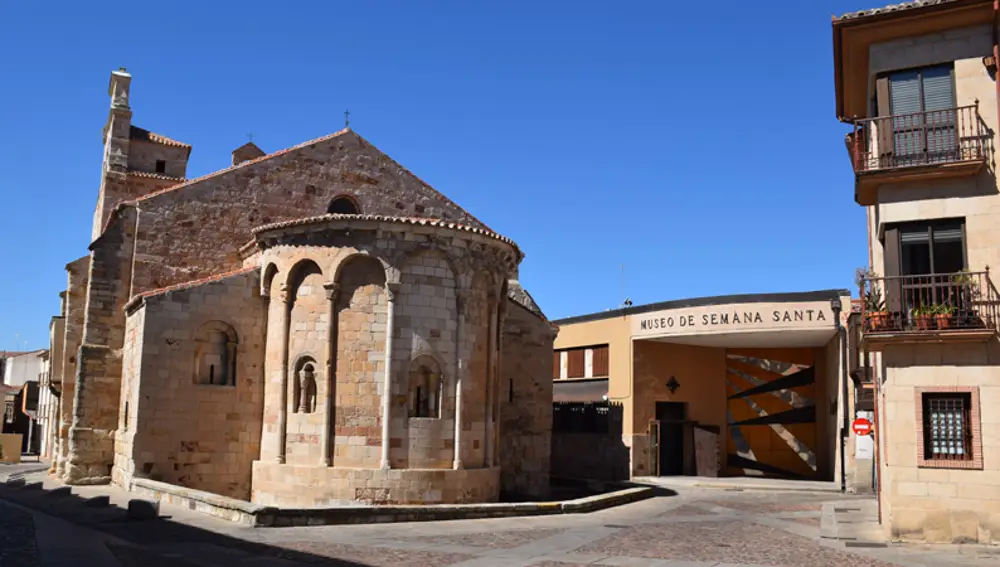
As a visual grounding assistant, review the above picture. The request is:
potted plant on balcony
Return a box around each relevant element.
[933,303,955,330]
[912,304,935,331]
[951,269,983,327]
[857,268,888,330]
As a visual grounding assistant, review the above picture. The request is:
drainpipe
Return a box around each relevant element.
[832,299,848,493]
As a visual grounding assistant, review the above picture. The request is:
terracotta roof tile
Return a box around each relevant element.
[125,267,259,312]
[251,213,521,257]
[836,0,965,21]
[129,125,191,149]
[126,170,184,182]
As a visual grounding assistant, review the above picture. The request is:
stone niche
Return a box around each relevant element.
[251,215,520,507]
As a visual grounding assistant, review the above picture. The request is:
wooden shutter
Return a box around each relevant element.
[883,227,902,313]
[592,345,609,377]
[553,352,561,380]
[567,349,585,378]
[876,77,893,161]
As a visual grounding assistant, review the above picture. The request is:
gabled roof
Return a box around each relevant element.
[131,128,491,231]
[233,141,265,155]
[130,125,191,150]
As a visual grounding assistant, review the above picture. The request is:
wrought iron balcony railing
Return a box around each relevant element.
[859,270,1000,338]
[850,104,991,174]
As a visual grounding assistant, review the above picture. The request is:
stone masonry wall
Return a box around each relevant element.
[130,130,487,295]
[391,251,459,470]
[67,206,137,484]
[252,219,516,506]
[112,304,144,488]
[460,270,494,468]
[499,299,554,498]
[127,139,188,179]
[285,261,331,466]
[252,461,500,507]
[118,271,265,500]
[334,256,388,468]
[880,342,1000,545]
[53,256,89,478]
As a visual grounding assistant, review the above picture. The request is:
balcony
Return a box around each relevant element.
[848,104,992,205]
[859,270,1000,351]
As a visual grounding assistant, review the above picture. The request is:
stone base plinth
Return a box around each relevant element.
[251,461,500,507]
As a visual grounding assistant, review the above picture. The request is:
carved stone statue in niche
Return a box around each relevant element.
[298,363,317,413]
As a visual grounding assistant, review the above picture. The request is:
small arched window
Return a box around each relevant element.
[328,196,360,215]
[292,356,318,413]
[408,356,443,418]
[195,322,238,386]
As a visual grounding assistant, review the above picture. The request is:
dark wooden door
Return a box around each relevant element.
[656,402,687,476]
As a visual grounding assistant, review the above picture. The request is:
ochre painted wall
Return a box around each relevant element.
[553,316,631,431]
[632,341,728,476]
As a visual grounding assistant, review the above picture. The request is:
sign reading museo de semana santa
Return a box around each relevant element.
[630,301,836,338]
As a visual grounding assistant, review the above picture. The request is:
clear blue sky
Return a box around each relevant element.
[0,1,876,351]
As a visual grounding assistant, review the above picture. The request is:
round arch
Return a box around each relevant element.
[327,194,361,215]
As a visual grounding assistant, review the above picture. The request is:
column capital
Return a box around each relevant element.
[323,281,340,301]
[385,281,402,301]
[278,283,291,304]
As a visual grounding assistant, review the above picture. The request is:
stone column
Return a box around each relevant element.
[275,284,291,464]
[380,282,400,469]
[484,299,495,468]
[322,282,339,466]
[453,296,465,469]
[493,297,507,467]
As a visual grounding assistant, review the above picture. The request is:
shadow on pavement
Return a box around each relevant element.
[0,478,375,566]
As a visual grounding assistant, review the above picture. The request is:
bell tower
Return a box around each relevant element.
[92,68,133,240]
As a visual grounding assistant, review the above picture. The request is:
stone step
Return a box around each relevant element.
[820,500,885,543]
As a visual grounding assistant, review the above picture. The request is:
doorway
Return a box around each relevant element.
[656,402,687,476]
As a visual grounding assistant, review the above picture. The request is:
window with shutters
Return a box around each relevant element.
[592,345,609,377]
[553,352,561,380]
[882,218,967,318]
[566,349,585,378]
[897,220,966,277]
[881,64,957,165]
[916,387,983,470]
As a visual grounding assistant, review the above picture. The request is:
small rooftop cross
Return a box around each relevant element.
[247,133,253,143]
[344,110,350,128]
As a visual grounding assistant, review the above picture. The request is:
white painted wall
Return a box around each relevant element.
[3,351,45,387]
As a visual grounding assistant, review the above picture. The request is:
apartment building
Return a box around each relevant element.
[834,0,1000,544]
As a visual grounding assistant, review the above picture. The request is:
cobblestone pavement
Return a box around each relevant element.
[3,478,1000,567]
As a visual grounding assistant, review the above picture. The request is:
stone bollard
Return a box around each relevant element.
[127,499,160,520]
[84,495,110,508]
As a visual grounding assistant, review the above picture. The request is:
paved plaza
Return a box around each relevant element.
[1,470,999,567]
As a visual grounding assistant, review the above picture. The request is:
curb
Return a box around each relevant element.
[130,478,657,527]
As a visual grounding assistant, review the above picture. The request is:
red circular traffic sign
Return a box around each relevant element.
[852,417,872,436]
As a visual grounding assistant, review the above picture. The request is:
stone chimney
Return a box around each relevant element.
[232,141,265,166]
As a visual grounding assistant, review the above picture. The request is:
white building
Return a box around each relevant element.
[2,350,46,387]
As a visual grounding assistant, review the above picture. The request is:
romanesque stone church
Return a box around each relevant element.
[47,69,554,505]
